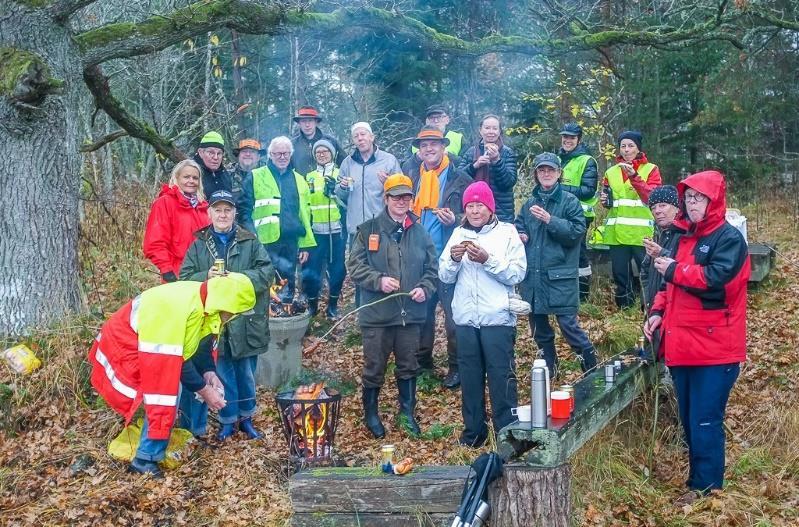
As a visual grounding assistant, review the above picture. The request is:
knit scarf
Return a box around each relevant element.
[412,155,449,216]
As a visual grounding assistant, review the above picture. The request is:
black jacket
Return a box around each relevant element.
[194,153,233,197]
[558,143,599,202]
[458,143,518,223]
[291,129,345,176]
[347,210,438,327]
[514,183,586,315]
[641,225,683,313]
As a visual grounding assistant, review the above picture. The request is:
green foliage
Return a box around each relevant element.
[420,423,455,440]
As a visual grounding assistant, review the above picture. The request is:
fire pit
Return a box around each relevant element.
[275,383,342,463]
[254,280,311,389]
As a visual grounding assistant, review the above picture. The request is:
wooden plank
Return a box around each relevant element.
[497,357,656,467]
[290,465,470,514]
[291,512,452,526]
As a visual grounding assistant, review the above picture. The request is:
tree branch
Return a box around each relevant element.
[80,129,128,153]
[75,2,746,67]
[51,0,101,23]
[83,65,186,162]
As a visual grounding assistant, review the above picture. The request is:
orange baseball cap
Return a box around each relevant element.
[383,174,414,196]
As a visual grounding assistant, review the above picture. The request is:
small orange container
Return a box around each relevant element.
[551,391,571,419]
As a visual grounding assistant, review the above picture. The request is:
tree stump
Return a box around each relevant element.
[489,464,571,527]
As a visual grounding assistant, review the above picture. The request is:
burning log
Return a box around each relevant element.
[268,279,309,317]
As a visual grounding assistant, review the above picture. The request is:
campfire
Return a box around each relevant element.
[269,279,308,317]
[275,382,342,463]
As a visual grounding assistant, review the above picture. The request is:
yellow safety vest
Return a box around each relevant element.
[602,163,656,246]
[561,154,599,218]
[251,166,317,248]
[306,167,342,225]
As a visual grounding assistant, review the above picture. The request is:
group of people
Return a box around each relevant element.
[89,103,749,505]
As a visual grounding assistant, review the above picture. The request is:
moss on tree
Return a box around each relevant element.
[0,47,62,103]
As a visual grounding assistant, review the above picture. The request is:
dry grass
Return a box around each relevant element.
[1,187,798,525]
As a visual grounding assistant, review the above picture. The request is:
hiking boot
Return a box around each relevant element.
[442,370,460,389]
[307,297,319,317]
[325,295,340,320]
[127,457,164,478]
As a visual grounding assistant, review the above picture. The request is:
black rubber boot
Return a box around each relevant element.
[580,346,598,372]
[362,387,385,438]
[396,378,421,437]
[308,297,319,317]
[325,295,339,320]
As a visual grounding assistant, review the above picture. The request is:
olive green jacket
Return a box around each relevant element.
[180,226,274,358]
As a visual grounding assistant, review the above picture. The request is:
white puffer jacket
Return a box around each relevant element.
[439,219,527,328]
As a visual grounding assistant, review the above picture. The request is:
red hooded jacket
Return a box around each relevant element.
[142,185,210,276]
[650,170,750,366]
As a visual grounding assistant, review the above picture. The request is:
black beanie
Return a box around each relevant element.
[648,185,679,209]
[618,130,643,150]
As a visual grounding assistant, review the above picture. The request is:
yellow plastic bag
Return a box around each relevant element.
[108,419,195,470]
[2,344,42,374]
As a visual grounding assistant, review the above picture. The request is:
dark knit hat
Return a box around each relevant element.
[648,185,679,209]
[618,130,643,150]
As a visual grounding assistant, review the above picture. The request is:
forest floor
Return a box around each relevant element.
[1,190,798,526]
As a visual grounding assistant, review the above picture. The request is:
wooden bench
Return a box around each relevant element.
[288,356,657,526]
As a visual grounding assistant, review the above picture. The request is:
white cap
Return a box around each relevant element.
[533,358,548,370]
[351,121,373,135]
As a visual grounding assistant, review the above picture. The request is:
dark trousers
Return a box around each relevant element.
[530,313,595,376]
[266,238,299,300]
[578,218,593,299]
[418,280,457,373]
[608,244,645,308]
[361,324,421,388]
[301,232,346,300]
[670,363,740,492]
[456,325,517,445]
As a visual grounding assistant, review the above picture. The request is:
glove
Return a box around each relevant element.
[161,271,178,283]
[508,293,531,315]
[323,176,336,198]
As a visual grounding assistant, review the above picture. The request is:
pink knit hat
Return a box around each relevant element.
[462,181,496,213]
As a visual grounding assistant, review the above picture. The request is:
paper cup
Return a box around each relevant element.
[511,405,532,422]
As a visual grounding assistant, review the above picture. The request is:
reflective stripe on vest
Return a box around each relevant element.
[561,153,598,218]
[251,166,283,245]
[602,163,656,246]
[411,130,464,156]
[306,169,342,224]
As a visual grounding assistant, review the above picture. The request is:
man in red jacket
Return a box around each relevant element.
[644,170,750,504]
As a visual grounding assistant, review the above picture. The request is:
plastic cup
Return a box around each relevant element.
[511,405,532,422]
[551,391,571,419]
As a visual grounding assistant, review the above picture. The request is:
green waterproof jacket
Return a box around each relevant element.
[347,210,438,327]
[514,183,586,315]
[180,226,274,359]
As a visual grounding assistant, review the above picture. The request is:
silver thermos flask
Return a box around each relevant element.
[531,367,548,428]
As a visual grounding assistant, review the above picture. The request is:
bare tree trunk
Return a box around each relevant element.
[489,464,571,527]
[0,4,84,335]
[203,32,213,130]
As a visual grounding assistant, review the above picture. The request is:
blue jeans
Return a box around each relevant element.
[302,232,346,300]
[217,354,258,425]
[531,313,596,376]
[670,363,740,492]
[137,410,175,462]
[177,386,208,436]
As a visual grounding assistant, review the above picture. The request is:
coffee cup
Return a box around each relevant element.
[551,391,571,419]
[511,405,531,422]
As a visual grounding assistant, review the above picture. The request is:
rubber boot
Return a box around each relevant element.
[396,378,421,437]
[216,422,237,441]
[580,346,598,372]
[308,297,319,317]
[325,295,339,320]
[238,418,263,440]
[127,457,164,478]
[362,387,385,439]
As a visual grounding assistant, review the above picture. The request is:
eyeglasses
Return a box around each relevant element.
[388,194,413,202]
[271,152,291,158]
[427,115,447,122]
[684,192,708,203]
[202,149,223,158]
